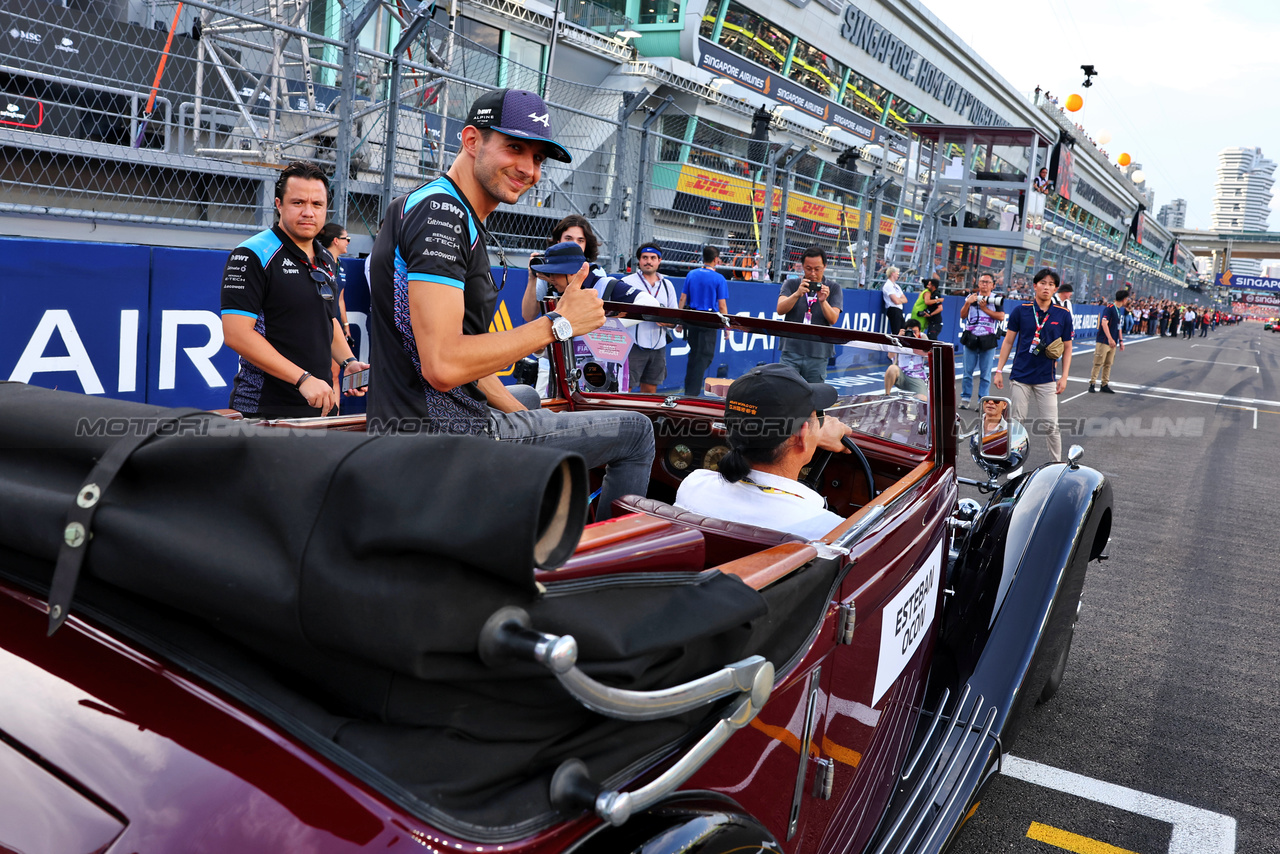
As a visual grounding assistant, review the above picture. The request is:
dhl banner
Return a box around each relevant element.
[675,164,897,235]
[978,247,1008,267]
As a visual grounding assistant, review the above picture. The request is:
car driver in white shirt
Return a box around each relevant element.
[675,364,853,540]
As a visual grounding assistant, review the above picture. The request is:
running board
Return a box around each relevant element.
[869,684,1002,854]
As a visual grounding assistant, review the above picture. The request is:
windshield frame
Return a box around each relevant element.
[543,301,955,467]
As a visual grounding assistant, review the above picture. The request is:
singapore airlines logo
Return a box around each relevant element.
[528,111,550,128]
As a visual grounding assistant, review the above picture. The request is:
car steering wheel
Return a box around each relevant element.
[801,435,877,502]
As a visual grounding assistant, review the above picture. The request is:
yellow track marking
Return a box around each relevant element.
[1026,821,1142,854]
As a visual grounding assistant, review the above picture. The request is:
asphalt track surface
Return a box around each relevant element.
[946,320,1280,854]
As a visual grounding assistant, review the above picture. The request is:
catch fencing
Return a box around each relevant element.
[1,0,916,288]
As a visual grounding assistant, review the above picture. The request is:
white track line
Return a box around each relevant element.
[1003,756,1237,854]
[1191,344,1259,353]
[1062,377,1280,408]
[1157,356,1259,373]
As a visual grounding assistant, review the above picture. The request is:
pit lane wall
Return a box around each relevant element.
[2,237,1103,409]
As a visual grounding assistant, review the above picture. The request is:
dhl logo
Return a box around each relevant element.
[798,201,827,217]
[689,174,734,197]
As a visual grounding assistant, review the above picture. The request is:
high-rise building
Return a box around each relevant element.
[1157,198,1187,229]
[1211,147,1275,274]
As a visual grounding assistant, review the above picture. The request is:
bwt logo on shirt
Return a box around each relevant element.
[430,199,465,218]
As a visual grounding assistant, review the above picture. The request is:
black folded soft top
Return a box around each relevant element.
[0,383,836,841]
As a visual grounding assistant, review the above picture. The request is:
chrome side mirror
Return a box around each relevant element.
[968,396,1028,479]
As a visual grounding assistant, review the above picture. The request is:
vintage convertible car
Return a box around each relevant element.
[0,304,1111,854]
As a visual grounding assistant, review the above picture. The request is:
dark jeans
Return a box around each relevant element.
[488,408,655,520]
[683,325,718,396]
[780,350,829,382]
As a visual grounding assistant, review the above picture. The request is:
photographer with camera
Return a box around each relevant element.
[520,215,624,322]
[994,268,1073,461]
[776,246,843,381]
[958,272,1006,408]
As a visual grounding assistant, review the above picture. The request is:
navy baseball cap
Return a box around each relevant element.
[530,241,588,276]
[465,89,573,163]
[724,364,837,448]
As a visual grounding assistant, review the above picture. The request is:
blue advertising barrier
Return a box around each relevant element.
[2,236,1103,408]
[3,238,152,403]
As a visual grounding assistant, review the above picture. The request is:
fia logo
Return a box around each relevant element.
[528,111,550,128]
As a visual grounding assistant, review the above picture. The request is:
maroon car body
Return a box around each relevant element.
[0,307,1112,854]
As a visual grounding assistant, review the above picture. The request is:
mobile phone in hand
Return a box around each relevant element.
[341,368,369,392]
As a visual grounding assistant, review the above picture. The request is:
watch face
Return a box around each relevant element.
[553,317,573,341]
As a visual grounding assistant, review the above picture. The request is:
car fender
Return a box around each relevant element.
[942,460,1112,752]
[563,792,781,854]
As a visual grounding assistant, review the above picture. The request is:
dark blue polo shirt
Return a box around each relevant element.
[1007,301,1073,385]
[1097,304,1122,345]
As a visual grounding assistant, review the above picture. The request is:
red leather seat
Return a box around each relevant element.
[613,495,806,566]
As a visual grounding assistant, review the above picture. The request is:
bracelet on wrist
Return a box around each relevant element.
[339,357,356,372]
[294,371,312,389]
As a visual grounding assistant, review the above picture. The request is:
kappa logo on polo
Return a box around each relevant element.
[280,258,301,274]
[528,111,550,128]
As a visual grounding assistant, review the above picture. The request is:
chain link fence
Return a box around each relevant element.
[0,0,638,251]
[632,102,906,288]
[1,0,917,287]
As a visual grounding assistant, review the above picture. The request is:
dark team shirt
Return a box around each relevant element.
[367,175,498,435]
[778,277,843,358]
[1007,302,1073,385]
[220,225,337,417]
[1097,304,1122,345]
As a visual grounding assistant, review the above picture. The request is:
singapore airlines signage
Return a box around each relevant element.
[839,3,1009,128]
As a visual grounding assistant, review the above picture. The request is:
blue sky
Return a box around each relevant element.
[923,0,1280,231]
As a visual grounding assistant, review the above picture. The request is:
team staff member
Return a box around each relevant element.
[620,241,680,393]
[994,268,1073,461]
[679,244,730,396]
[318,222,355,349]
[1089,289,1129,394]
[365,88,653,519]
[221,160,366,419]
[776,246,843,381]
[674,363,852,540]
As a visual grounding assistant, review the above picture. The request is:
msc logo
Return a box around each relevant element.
[690,175,733,197]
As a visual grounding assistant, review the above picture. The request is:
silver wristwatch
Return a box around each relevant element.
[546,311,573,342]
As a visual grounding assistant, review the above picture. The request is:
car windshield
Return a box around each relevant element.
[552,302,936,451]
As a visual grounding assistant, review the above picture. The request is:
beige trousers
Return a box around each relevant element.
[1011,380,1061,461]
[1090,343,1117,385]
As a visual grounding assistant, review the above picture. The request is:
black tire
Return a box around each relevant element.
[1038,623,1074,704]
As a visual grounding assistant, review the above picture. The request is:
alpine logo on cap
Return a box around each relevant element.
[528,111,550,128]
